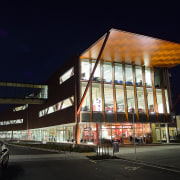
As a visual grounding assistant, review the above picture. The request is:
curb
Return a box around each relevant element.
[6,143,62,153]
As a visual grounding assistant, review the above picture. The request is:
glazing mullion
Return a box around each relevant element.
[123,63,128,122]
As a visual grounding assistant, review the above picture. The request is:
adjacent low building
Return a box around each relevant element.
[0,29,180,145]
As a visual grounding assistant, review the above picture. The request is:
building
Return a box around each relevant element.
[0,28,180,145]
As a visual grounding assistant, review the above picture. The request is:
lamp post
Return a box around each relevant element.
[133,109,136,161]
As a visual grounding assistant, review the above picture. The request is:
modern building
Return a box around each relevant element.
[0,29,180,145]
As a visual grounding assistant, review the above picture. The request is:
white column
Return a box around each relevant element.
[165,123,170,143]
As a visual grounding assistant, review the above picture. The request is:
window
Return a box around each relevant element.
[0,119,23,126]
[104,84,114,112]
[59,67,74,84]
[103,62,112,83]
[165,90,170,113]
[126,86,135,113]
[135,66,143,86]
[115,63,123,84]
[13,104,28,112]
[146,88,155,113]
[154,68,161,88]
[145,67,152,87]
[81,59,89,80]
[136,87,145,113]
[125,65,133,85]
[39,96,74,117]
[92,83,102,111]
[156,89,164,113]
[81,82,90,111]
[92,60,101,82]
[116,85,125,112]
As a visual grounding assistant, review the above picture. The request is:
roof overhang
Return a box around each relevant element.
[80,29,180,68]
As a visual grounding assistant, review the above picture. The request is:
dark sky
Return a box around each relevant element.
[0,1,180,114]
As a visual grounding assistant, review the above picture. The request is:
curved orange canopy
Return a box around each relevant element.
[80,29,180,68]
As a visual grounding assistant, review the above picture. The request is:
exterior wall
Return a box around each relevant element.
[0,55,79,131]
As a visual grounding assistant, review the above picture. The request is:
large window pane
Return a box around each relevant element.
[156,89,164,113]
[81,82,90,111]
[81,59,89,80]
[92,83,102,111]
[154,68,161,88]
[137,87,145,113]
[115,63,123,84]
[125,65,133,85]
[146,88,155,113]
[135,66,143,86]
[165,90,170,113]
[103,62,112,83]
[92,60,101,82]
[126,86,135,112]
[104,84,114,112]
[145,67,152,87]
[116,85,125,112]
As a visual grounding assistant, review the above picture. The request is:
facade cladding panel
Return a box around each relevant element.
[0,29,180,145]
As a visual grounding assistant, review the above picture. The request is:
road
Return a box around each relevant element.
[0,143,180,180]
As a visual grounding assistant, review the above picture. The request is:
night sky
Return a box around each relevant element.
[0,1,180,114]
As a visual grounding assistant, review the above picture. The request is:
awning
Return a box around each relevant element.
[80,29,180,68]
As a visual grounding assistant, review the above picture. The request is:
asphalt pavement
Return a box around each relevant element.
[0,143,180,180]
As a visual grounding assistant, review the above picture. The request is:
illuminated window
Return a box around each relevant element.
[135,66,143,86]
[146,88,155,113]
[39,96,74,117]
[165,90,170,113]
[154,68,161,88]
[103,62,112,83]
[59,67,74,84]
[104,84,114,112]
[156,89,164,113]
[92,83,102,111]
[0,119,23,126]
[115,63,123,84]
[81,82,90,111]
[145,67,152,87]
[137,87,145,113]
[126,86,135,113]
[92,60,101,82]
[81,59,89,80]
[125,65,133,85]
[116,85,125,112]
[13,104,28,112]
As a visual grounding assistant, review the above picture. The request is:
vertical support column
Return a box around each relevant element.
[133,65,139,122]
[123,63,128,122]
[89,59,93,122]
[161,69,168,122]
[112,62,117,122]
[165,123,170,143]
[151,67,159,122]
[166,68,172,113]
[142,66,149,121]
[96,123,99,145]
[101,59,105,122]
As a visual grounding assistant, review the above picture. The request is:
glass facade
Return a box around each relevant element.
[80,59,170,117]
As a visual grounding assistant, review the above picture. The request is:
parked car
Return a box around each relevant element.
[0,141,9,168]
